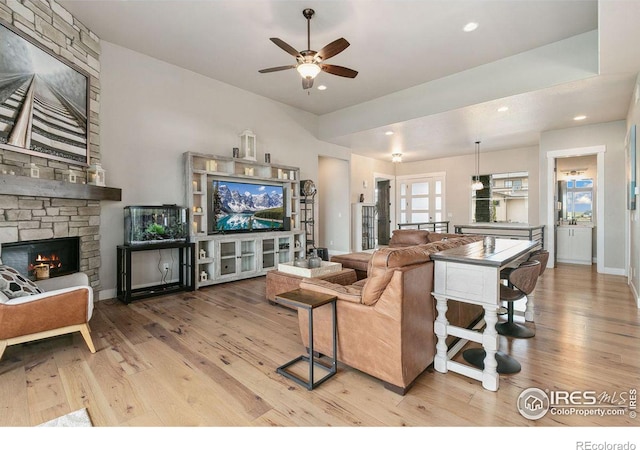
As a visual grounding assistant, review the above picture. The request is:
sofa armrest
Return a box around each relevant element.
[299,278,363,304]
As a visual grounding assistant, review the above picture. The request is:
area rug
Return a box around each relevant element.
[37,408,93,427]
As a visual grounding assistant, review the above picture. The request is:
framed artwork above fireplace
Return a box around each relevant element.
[0,20,90,166]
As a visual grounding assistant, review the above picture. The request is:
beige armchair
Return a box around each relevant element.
[0,264,95,361]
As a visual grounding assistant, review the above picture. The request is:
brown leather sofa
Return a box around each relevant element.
[329,229,462,279]
[297,234,484,394]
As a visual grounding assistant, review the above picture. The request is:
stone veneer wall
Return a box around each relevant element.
[0,0,102,293]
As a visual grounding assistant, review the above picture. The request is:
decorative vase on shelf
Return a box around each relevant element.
[308,249,322,269]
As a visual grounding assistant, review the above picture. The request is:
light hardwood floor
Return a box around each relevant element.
[1,263,638,430]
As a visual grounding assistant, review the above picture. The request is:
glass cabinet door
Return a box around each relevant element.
[239,239,256,274]
[218,240,237,276]
[262,238,276,270]
[278,236,292,263]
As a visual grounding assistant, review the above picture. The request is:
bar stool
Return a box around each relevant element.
[495,259,540,338]
[522,249,548,323]
[463,259,541,374]
[498,249,548,320]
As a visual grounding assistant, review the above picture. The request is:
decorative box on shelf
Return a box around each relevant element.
[277,261,342,278]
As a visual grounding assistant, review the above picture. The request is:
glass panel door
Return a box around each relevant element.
[397,175,445,226]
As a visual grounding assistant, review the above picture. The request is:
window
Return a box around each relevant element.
[559,179,593,222]
[471,172,529,223]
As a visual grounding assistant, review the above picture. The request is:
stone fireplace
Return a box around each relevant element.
[0,0,107,296]
[0,195,103,291]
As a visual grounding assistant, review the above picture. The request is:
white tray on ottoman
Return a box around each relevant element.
[277,261,343,278]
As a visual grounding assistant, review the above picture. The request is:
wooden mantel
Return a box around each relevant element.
[0,174,122,201]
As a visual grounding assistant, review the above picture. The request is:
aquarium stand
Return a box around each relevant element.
[116,242,196,304]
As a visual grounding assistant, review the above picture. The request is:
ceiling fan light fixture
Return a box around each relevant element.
[297,62,321,79]
[392,153,403,163]
[259,8,357,90]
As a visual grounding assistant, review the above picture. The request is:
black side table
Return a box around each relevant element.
[274,288,337,390]
[116,241,195,304]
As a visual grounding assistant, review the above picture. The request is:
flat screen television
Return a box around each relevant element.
[209,179,285,234]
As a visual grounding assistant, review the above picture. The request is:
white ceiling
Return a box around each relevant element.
[59,0,640,162]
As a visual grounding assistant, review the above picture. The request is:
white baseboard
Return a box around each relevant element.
[602,267,626,276]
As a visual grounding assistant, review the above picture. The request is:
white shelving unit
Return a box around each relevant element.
[184,151,306,288]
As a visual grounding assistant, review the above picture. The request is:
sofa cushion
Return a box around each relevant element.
[330,252,371,272]
[362,246,432,305]
[389,229,430,247]
[370,246,432,268]
[427,232,462,242]
[0,265,43,301]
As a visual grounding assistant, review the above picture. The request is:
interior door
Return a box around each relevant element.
[376,179,391,245]
[397,174,445,226]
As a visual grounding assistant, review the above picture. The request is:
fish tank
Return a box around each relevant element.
[124,205,188,245]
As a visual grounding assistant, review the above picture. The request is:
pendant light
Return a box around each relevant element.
[472,141,484,191]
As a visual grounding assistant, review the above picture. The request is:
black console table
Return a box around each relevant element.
[117,241,195,304]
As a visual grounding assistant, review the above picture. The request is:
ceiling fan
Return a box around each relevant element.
[258,8,358,90]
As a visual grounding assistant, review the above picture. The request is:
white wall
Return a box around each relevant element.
[318,156,350,254]
[98,42,350,299]
[539,121,627,273]
[395,146,540,229]
[350,154,395,204]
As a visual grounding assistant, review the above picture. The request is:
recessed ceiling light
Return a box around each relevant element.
[317,85,327,91]
[574,115,587,121]
[497,106,509,112]
[385,131,394,136]
[463,22,479,32]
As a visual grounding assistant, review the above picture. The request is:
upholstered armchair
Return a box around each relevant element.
[0,246,95,360]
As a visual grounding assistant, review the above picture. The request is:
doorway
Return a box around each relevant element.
[376,179,391,245]
[546,146,605,272]
[373,172,395,247]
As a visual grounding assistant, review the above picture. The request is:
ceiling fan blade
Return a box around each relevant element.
[302,77,314,90]
[270,38,301,58]
[321,64,358,78]
[316,38,350,61]
[258,65,296,73]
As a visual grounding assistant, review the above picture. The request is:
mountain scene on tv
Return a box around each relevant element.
[213,181,284,231]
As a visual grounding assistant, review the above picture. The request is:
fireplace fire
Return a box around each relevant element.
[2,237,80,281]
[28,253,64,279]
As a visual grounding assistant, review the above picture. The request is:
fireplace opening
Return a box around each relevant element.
[1,237,80,281]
